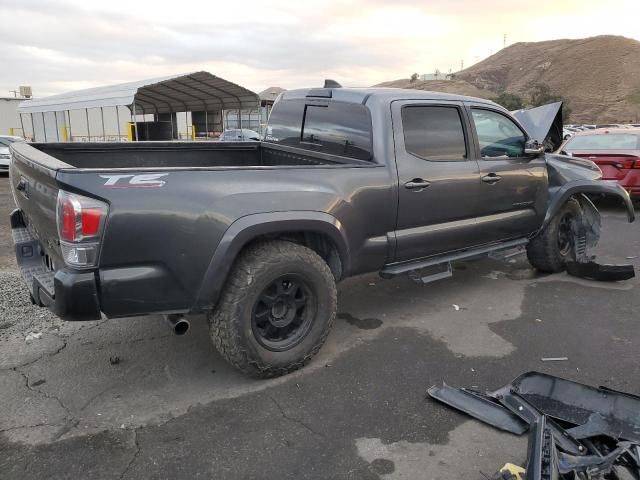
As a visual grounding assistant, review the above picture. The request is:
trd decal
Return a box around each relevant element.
[99,174,168,188]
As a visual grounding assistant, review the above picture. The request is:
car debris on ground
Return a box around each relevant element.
[428,372,640,479]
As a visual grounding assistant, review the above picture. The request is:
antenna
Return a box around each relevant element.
[323,79,342,88]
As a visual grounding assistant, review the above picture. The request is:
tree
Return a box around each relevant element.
[492,92,525,111]
[410,73,419,83]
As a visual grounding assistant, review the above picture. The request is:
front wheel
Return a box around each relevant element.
[208,240,337,378]
[526,199,583,273]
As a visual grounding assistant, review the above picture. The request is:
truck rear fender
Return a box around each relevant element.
[194,211,350,310]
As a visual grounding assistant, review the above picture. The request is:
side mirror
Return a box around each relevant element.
[524,139,544,157]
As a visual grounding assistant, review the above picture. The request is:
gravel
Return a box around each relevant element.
[0,270,63,342]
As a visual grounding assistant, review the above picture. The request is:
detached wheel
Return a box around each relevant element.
[526,199,582,273]
[208,240,337,378]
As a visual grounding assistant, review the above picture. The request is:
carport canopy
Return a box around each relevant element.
[16,71,260,115]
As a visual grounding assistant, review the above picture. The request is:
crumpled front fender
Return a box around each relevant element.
[543,180,635,230]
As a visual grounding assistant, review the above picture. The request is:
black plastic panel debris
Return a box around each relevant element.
[427,372,640,479]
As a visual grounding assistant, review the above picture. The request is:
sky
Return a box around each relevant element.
[2,0,640,98]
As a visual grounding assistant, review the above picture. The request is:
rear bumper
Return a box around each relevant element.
[11,209,101,321]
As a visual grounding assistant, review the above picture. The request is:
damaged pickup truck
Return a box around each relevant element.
[9,84,635,377]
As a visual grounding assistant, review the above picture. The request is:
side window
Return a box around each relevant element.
[401,106,467,161]
[471,109,525,158]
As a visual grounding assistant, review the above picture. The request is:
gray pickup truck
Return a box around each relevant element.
[9,85,635,377]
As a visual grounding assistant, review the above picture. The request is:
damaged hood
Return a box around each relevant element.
[512,101,563,151]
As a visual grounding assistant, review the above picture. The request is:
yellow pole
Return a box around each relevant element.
[191,125,196,140]
[62,127,68,142]
[10,128,14,136]
[127,123,134,141]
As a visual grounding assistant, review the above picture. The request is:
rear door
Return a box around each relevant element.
[466,104,547,243]
[392,100,485,262]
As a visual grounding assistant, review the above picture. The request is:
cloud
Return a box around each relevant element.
[1,0,639,97]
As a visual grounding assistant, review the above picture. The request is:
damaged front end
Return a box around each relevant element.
[514,102,635,281]
[541,154,635,281]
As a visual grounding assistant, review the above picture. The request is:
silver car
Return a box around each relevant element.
[0,135,25,173]
[218,129,261,141]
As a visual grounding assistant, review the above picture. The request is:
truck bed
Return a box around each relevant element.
[25,141,364,170]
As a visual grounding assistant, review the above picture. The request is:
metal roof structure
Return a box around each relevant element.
[258,87,286,104]
[17,71,260,114]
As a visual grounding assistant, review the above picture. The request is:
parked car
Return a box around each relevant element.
[9,86,634,377]
[0,135,25,173]
[563,127,578,140]
[559,128,640,201]
[218,129,261,141]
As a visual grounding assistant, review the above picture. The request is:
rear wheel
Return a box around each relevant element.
[527,199,582,273]
[208,240,337,378]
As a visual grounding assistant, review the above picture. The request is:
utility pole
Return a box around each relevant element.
[503,33,507,48]
[9,90,18,98]
[460,59,464,71]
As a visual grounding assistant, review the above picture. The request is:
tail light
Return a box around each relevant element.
[56,191,108,268]
[618,159,640,169]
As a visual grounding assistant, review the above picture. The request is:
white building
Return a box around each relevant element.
[0,97,28,137]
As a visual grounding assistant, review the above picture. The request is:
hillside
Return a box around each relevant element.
[376,36,640,123]
[374,78,495,100]
[455,35,640,123]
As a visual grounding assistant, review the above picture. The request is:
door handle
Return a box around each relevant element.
[404,178,431,191]
[481,173,502,184]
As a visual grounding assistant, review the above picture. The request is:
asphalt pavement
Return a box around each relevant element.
[0,174,638,479]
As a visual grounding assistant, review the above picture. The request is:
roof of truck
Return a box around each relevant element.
[280,87,498,106]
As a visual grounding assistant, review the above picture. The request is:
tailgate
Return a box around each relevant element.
[10,142,66,266]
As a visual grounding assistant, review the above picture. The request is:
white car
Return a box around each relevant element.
[0,135,25,173]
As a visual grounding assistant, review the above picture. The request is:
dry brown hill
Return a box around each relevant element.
[375,36,640,123]
[455,35,640,123]
[374,78,496,100]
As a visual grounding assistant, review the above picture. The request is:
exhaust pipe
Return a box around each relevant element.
[165,314,190,335]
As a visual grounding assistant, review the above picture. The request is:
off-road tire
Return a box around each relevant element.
[208,240,337,378]
[526,198,582,273]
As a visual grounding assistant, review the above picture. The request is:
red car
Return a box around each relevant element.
[560,128,640,200]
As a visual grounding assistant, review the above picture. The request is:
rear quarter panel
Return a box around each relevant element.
[58,164,395,316]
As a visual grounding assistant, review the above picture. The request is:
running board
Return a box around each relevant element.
[380,238,529,277]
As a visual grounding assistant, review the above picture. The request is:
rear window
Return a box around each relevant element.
[565,134,640,150]
[402,106,467,161]
[265,99,373,161]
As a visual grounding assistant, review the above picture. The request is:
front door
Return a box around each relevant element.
[466,105,548,244]
[392,100,485,262]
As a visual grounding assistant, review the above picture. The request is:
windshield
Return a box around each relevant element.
[565,134,640,150]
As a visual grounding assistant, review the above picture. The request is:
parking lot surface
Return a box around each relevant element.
[1,175,638,479]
